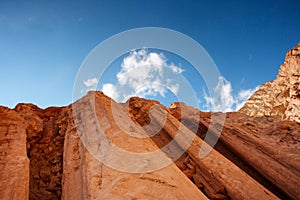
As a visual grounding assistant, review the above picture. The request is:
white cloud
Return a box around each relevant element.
[169,64,184,74]
[102,49,184,102]
[169,83,180,94]
[84,78,98,87]
[203,76,259,112]
[102,83,119,100]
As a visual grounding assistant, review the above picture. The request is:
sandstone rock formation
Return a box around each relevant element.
[0,106,29,200]
[240,43,300,122]
[1,44,300,200]
[169,102,300,199]
[0,92,208,200]
[62,92,207,200]
[128,98,280,199]
[1,90,299,199]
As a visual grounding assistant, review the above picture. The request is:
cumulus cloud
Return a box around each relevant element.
[203,76,259,112]
[102,83,119,100]
[83,78,98,88]
[101,49,184,102]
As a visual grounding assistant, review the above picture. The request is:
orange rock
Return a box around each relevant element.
[240,43,300,123]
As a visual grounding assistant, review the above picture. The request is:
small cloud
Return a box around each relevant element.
[169,84,179,94]
[203,76,259,112]
[27,16,38,23]
[235,86,260,110]
[83,78,98,88]
[102,83,119,100]
[169,64,184,74]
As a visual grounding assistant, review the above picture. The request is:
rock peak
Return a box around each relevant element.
[240,43,300,122]
[278,42,300,78]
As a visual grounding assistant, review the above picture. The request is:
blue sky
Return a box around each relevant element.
[0,0,299,110]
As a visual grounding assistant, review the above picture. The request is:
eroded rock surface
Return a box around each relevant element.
[240,43,300,122]
[0,92,208,200]
[169,102,300,199]
[0,91,299,199]
[0,107,29,200]
[62,92,207,200]
[129,97,279,200]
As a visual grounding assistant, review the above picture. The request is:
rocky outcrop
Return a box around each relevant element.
[0,91,287,200]
[0,92,208,200]
[0,107,29,200]
[129,98,279,199]
[62,92,207,200]
[240,43,300,122]
[169,102,300,199]
[1,90,299,199]
[0,103,70,199]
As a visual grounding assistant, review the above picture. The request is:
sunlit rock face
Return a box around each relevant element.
[240,43,300,122]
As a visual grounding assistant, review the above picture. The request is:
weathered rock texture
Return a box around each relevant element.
[240,43,300,122]
[169,102,300,199]
[129,98,280,200]
[0,92,208,200]
[0,106,29,200]
[0,91,299,199]
[62,92,207,200]
[15,104,67,199]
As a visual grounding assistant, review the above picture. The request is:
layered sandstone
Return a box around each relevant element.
[128,97,279,199]
[0,91,299,199]
[169,102,300,199]
[62,92,207,200]
[240,43,300,122]
[0,92,208,200]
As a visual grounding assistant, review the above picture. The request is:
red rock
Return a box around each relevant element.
[62,91,207,199]
[0,106,29,200]
[130,97,279,199]
[169,102,300,199]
